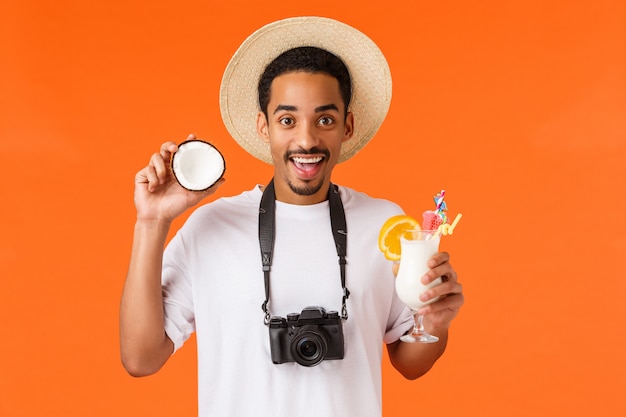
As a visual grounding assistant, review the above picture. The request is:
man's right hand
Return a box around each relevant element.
[134,134,225,224]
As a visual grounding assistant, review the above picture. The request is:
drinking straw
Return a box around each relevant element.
[447,213,463,234]
[432,213,463,238]
[435,190,446,212]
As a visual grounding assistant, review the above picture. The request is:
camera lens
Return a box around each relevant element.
[290,330,328,367]
[299,340,318,358]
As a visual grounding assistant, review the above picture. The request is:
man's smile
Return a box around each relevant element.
[289,155,325,179]
[292,156,323,168]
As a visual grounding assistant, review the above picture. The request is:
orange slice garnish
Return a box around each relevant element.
[378,215,421,261]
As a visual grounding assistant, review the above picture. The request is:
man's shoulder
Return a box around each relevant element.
[184,185,261,225]
[337,185,404,216]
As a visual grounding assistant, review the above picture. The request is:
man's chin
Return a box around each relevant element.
[287,178,325,196]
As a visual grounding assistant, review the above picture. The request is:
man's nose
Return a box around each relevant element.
[293,122,319,150]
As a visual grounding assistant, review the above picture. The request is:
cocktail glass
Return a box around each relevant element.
[395,228,442,343]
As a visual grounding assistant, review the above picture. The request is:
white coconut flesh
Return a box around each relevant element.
[171,140,225,191]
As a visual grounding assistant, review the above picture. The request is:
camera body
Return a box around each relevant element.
[268,306,344,367]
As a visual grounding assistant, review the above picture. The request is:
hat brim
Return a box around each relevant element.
[219,16,392,164]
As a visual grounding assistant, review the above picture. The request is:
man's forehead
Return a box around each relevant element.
[268,72,345,106]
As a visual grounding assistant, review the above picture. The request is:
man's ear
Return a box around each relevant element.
[256,112,270,143]
[343,111,355,143]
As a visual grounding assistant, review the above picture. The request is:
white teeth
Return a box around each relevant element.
[292,156,323,164]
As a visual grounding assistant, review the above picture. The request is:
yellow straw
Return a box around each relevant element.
[432,213,463,238]
[447,213,463,235]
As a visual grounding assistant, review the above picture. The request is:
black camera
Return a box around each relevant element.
[268,306,344,367]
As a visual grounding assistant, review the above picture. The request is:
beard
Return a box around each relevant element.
[287,177,325,196]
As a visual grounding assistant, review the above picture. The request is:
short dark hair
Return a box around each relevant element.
[257,46,352,118]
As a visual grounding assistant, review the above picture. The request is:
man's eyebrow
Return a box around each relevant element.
[315,104,339,113]
[273,104,297,114]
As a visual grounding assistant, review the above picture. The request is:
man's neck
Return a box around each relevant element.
[266,180,331,205]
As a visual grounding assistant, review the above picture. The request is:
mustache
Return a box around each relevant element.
[284,147,330,161]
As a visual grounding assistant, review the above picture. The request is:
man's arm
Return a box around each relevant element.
[387,252,463,379]
[120,219,175,377]
[119,136,224,377]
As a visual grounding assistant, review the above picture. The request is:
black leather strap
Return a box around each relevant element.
[258,180,276,324]
[259,179,349,324]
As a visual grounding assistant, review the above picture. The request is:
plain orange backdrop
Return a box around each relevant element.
[1,1,625,416]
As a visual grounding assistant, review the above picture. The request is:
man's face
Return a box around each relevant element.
[256,71,354,204]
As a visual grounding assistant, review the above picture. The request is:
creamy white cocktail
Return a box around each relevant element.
[378,190,463,343]
[395,229,442,343]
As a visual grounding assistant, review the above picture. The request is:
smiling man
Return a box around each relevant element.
[120,17,464,417]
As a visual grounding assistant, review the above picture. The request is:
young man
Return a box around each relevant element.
[120,17,463,417]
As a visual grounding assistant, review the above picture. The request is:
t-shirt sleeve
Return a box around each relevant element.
[162,232,195,352]
[383,288,415,344]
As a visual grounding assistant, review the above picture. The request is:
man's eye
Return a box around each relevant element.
[279,117,294,126]
[318,117,334,126]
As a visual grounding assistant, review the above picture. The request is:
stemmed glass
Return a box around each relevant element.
[394,228,442,343]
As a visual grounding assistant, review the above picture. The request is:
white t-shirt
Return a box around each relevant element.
[162,185,413,417]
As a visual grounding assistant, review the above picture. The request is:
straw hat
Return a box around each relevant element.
[219,16,392,164]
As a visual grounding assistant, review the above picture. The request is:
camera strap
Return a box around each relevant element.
[259,179,350,325]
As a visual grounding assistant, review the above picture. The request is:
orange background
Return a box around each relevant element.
[1,1,625,416]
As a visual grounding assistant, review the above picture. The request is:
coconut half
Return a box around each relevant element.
[171,140,226,191]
